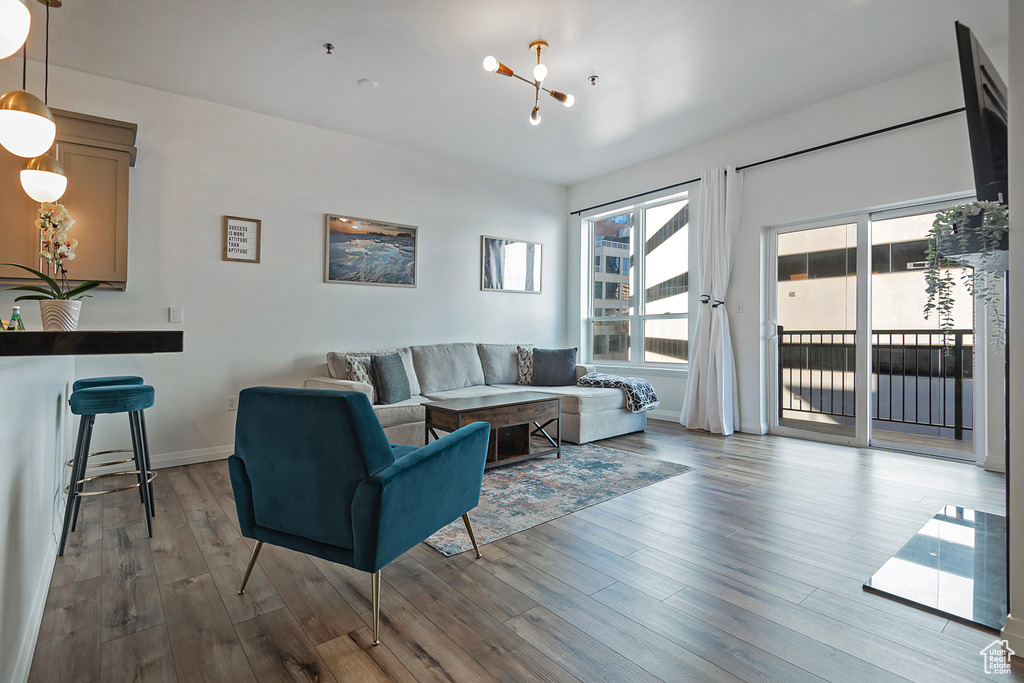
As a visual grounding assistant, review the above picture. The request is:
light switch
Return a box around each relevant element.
[169,306,183,323]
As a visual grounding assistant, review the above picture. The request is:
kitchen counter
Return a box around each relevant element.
[0,330,183,356]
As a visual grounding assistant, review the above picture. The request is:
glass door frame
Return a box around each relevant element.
[765,192,984,459]
[766,213,872,448]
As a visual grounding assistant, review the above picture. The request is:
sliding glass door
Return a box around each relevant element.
[767,200,979,458]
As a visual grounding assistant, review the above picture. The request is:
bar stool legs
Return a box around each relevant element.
[59,409,157,557]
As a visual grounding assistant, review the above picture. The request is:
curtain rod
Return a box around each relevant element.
[569,107,966,217]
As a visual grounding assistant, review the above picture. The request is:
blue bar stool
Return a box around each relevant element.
[60,383,157,556]
[66,376,155,526]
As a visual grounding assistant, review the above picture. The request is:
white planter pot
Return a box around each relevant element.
[39,300,82,332]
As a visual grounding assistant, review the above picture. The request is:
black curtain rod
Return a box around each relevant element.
[569,107,966,217]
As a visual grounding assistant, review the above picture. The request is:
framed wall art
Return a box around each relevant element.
[324,214,417,287]
[481,235,542,293]
[222,216,261,263]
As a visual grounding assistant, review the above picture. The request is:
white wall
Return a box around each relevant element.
[0,62,568,460]
[568,45,1006,433]
[1002,0,1024,658]
[0,357,73,683]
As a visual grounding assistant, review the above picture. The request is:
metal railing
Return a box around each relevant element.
[778,327,973,439]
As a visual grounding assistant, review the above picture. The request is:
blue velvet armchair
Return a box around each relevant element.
[228,387,490,645]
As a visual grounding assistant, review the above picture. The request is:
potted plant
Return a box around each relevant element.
[4,203,109,331]
[923,200,1009,351]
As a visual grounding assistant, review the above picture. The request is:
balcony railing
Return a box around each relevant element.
[778,327,973,440]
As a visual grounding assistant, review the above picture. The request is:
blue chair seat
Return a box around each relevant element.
[70,384,155,416]
[72,375,144,392]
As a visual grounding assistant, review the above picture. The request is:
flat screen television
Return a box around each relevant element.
[956,21,1008,206]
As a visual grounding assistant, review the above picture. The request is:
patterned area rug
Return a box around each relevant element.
[424,443,693,556]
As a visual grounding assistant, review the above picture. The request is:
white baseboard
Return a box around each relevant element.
[740,421,768,435]
[1003,614,1024,659]
[90,444,233,473]
[11,541,57,683]
[647,409,679,423]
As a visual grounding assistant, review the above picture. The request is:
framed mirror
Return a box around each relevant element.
[481,236,542,293]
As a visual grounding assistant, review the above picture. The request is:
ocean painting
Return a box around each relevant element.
[324,214,417,287]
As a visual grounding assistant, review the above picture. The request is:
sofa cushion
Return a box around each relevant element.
[412,342,486,393]
[373,395,430,428]
[531,347,578,386]
[489,384,626,413]
[477,343,531,385]
[421,385,520,401]
[328,348,420,396]
[371,353,411,405]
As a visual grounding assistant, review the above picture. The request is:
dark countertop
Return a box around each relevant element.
[0,331,183,357]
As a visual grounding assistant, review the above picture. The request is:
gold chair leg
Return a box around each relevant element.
[462,513,482,559]
[237,541,264,595]
[371,570,381,646]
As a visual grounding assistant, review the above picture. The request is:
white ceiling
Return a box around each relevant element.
[20,0,1009,185]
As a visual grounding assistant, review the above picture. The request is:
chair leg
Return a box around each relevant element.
[129,412,153,539]
[462,513,482,559]
[372,569,381,646]
[59,416,91,556]
[69,416,96,534]
[237,541,264,594]
[140,410,156,518]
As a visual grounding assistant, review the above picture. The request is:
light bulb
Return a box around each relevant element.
[530,107,541,126]
[21,155,67,203]
[0,90,56,158]
[0,0,30,60]
[533,63,548,83]
[563,93,575,108]
[483,56,498,72]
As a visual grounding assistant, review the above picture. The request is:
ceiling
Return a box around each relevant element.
[19,0,1009,185]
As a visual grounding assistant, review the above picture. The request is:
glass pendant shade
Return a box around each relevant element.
[20,153,67,202]
[0,0,30,60]
[0,90,57,158]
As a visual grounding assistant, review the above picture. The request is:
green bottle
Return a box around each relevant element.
[7,306,25,331]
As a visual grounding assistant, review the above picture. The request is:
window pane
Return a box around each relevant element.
[592,212,634,317]
[644,199,689,314]
[592,320,630,362]
[644,318,688,364]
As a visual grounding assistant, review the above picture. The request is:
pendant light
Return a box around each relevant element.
[19,0,65,202]
[0,0,31,60]
[0,1,59,159]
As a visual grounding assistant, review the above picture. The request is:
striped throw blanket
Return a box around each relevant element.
[577,372,660,413]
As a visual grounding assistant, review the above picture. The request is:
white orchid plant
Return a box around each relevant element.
[4,203,109,300]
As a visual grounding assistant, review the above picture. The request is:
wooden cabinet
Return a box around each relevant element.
[0,109,137,290]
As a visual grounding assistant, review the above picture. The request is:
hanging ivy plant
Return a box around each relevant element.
[923,200,1009,352]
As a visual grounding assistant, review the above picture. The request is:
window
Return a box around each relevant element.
[586,195,689,365]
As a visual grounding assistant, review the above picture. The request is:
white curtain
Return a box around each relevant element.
[680,166,743,434]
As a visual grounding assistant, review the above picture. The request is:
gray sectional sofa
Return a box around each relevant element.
[305,342,647,446]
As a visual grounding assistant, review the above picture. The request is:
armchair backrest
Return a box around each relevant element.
[233,387,395,550]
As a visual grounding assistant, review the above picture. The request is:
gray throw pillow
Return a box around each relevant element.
[531,347,577,386]
[371,353,412,405]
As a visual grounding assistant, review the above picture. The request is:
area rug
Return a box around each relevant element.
[424,443,693,556]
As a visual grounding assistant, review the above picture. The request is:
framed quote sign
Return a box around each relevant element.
[223,216,261,263]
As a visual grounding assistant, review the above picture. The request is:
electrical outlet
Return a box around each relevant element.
[227,396,238,411]
[736,300,745,313]
[168,306,183,323]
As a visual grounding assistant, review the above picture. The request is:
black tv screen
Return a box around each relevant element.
[956,21,1008,206]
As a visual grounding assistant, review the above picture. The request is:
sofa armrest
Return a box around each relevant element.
[575,364,597,381]
[305,376,374,403]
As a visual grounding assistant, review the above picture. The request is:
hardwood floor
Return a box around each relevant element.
[27,421,1024,682]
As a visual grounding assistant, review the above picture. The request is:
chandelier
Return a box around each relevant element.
[483,41,574,126]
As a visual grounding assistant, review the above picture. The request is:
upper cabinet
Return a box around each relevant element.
[0,109,137,290]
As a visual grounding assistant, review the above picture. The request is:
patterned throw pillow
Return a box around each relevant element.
[344,355,373,385]
[515,345,533,385]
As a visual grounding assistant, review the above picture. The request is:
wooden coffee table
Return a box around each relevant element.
[423,392,561,469]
